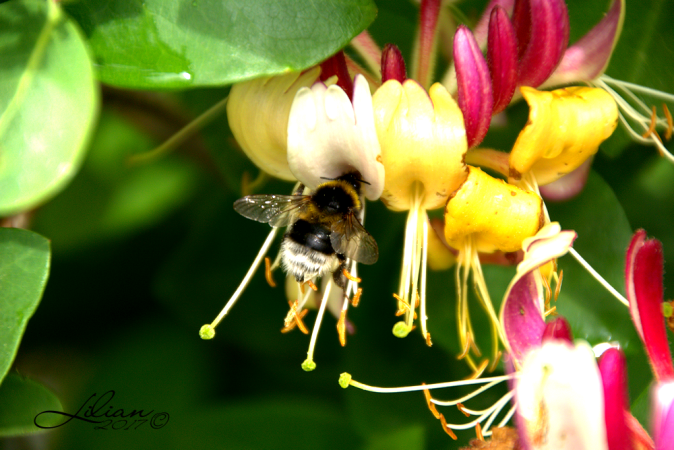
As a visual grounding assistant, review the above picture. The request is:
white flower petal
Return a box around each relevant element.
[287,75,384,200]
[516,341,608,450]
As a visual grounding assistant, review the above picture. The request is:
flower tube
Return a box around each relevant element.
[373,78,468,344]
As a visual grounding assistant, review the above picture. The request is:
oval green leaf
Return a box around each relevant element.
[0,228,51,384]
[0,373,63,437]
[0,0,99,216]
[64,0,377,89]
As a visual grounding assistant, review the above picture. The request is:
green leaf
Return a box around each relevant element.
[0,0,99,215]
[0,228,51,384]
[64,0,378,89]
[0,373,63,437]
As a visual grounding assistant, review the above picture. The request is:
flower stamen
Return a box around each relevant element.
[342,268,361,283]
[281,305,309,334]
[457,403,470,417]
[200,228,279,340]
[423,384,442,419]
[475,423,485,441]
[351,288,362,307]
[337,310,347,346]
[264,257,276,288]
[569,247,629,307]
[467,359,489,380]
[642,105,659,139]
[594,75,674,163]
[284,300,310,334]
[302,280,333,371]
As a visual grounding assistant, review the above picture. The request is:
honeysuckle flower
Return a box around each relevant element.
[338,223,658,447]
[508,86,619,190]
[287,74,384,201]
[625,229,674,382]
[201,64,383,372]
[372,75,468,344]
[445,165,545,371]
[227,67,321,181]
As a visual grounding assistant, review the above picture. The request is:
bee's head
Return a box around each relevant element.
[321,172,370,194]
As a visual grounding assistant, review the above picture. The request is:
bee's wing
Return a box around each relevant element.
[329,213,379,265]
[233,194,310,228]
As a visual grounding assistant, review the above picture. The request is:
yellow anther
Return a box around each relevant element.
[456,403,470,417]
[475,423,485,441]
[488,351,503,373]
[439,414,458,440]
[422,385,442,419]
[264,257,276,288]
[642,105,658,139]
[342,268,362,283]
[306,280,319,292]
[351,288,362,307]
[465,359,489,380]
[284,301,309,334]
[544,306,558,317]
[554,270,564,303]
[337,310,347,347]
[425,332,433,347]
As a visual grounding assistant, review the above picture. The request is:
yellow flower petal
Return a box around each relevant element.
[509,86,618,185]
[227,68,321,181]
[444,166,544,253]
[373,80,468,211]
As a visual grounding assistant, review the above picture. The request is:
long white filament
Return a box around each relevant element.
[209,228,279,329]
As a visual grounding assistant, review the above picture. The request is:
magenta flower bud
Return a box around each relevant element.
[546,0,624,86]
[598,348,631,450]
[512,0,569,88]
[381,44,407,84]
[320,51,353,100]
[542,317,573,343]
[626,230,674,382]
[487,6,519,114]
[472,0,516,49]
[652,381,674,450]
[413,0,441,88]
[454,25,493,148]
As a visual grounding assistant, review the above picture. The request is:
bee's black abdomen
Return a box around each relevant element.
[287,220,334,255]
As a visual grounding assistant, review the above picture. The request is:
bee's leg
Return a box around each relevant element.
[333,259,348,290]
[292,183,306,196]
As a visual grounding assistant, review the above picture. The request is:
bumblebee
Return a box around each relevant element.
[233,172,378,289]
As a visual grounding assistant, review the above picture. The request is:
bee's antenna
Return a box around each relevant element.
[360,179,371,185]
